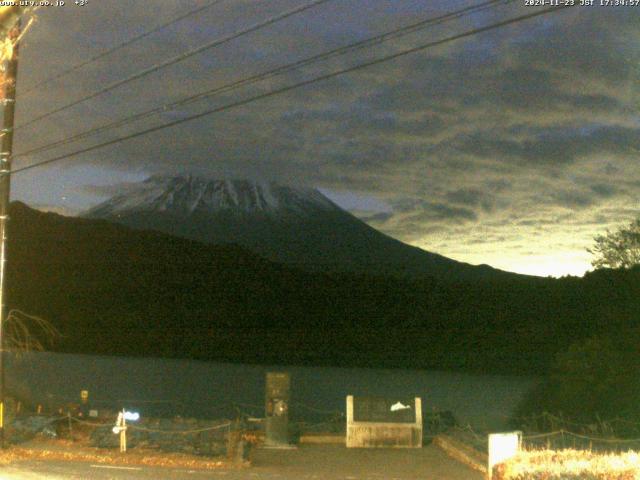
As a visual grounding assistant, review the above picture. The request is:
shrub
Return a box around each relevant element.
[493,449,640,480]
[514,333,640,431]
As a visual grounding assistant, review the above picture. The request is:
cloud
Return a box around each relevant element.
[10,1,640,277]
[445,188,495,213]
[550,189,595,209]
[589,183,618,199]
[80,182,144,197]
[358,211,394,224]
[446,125,640,167]
[390,198,478,226]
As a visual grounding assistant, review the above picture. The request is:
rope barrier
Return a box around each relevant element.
[450,421,640,447]
[510,411,640,430]
[522,430,565,440]
[297,419,344,430]
[454,424,488,442]
[68,416,112,427]
[20,398,640,449]
[291,402,344,416]
[128,422,231,435]
[522,429,640,444]
[67,415,232,435]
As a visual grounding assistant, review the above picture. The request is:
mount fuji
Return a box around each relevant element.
[83,175,513,281]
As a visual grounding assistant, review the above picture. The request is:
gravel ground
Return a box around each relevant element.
[0,444,482,479]
[246,443,483,480]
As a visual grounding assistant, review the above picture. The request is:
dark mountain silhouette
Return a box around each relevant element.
[83,175,520,281]
[6,202,640,375]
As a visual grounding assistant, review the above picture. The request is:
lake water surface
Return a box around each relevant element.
[6,352,538,431]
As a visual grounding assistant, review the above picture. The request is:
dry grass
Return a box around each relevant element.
[493,448,640,480]
[0,438,235,470]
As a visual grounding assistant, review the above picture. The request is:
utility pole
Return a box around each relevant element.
[0,8,22,448]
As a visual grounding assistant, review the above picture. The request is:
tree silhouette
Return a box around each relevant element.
[588,218,640,269]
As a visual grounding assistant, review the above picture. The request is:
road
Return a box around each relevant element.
[0,444,483,479]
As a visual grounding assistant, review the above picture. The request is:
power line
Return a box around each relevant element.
[20,0,227,96]
[9,4,573,177]
[15,0,514,160]
[15,0,334,131]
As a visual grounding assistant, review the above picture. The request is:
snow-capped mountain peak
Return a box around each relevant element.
[85,175,339,218]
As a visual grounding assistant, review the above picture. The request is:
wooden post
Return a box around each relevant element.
[0,14,20,449]
[120,409,127,453]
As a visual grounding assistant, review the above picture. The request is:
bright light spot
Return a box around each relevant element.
[488,432,521,475]
[390,401,411,411]
[436,249,593,278]
[499,252,592,278]
[123,411,140,421]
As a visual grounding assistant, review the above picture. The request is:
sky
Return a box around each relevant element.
[7,0,640,278]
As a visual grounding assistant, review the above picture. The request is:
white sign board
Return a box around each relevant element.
[346,395,422,448]
[488,431,521,479]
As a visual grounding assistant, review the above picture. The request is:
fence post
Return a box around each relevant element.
[227,418,239,461]
[117,410,127,453]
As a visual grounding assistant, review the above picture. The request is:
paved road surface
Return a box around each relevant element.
[1,444,483,479]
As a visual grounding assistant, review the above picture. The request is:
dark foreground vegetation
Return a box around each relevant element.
[7,201,640,384]
[514,330,640,433]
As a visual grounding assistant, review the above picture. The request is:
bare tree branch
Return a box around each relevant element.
[3,309,61,354]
